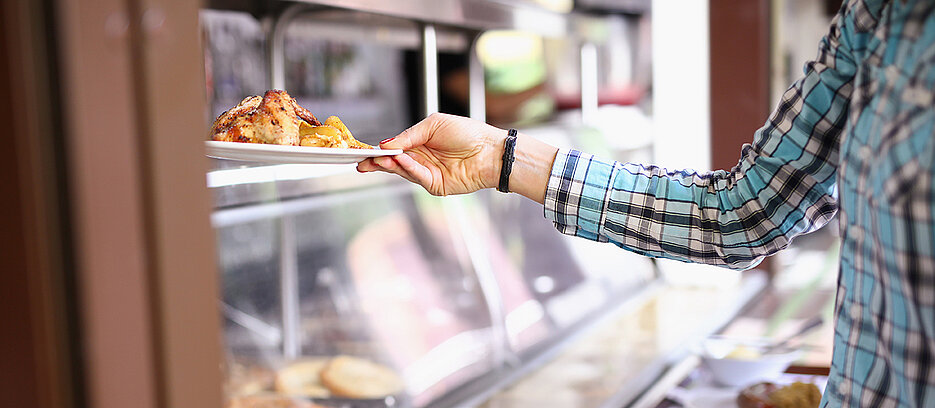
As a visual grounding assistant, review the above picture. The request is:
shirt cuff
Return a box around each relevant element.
[543,149,615,242]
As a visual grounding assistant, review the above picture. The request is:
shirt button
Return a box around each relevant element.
[858,146,872,160]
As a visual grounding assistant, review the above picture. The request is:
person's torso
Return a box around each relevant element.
[829,0,935,406]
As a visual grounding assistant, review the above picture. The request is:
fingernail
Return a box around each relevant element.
[380,137,395,144]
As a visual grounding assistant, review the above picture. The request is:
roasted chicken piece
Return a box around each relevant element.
[210,90,371,149]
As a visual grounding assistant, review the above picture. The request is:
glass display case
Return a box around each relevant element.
[11,1,784,407]
[202,2,661,407]
[208,156,657,407]
[213,166,498,407]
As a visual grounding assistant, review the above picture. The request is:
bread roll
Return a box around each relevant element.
[319,355,403,399]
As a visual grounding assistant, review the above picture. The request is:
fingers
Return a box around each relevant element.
[380,112,447,150]
[393,152,434,187]
[361,155,424,187]
[356,158,378,172]
[378,156,423,186]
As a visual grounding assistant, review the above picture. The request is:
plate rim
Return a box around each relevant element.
[204,140,402,156]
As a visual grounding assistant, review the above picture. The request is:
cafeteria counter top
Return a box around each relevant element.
[478,270,769,408]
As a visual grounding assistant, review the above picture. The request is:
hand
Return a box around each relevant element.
[357,113,505,196]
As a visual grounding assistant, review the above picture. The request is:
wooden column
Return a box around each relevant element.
[6,0,224,406]
[57,0,223,407]
[709,0,773,271]
[0,1,80,407]
[709,0,771,171]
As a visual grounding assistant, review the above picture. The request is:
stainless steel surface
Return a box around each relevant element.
[207,162,407,209]
[279,215,301,359]
[268,3,312,90]
[580,42,598,126]
[279,0,568,37]
[211,181,415,227]
[628,355,701,408]
[439,281,663,408]
[576,0,650,14]
[468,35,486,122]
[448,197,511,370]
[422,24,439,116]
[222,301,282,345]
[598,273,770,408]
[763,315,824,353]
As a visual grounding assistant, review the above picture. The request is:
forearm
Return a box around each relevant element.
[544,146,839,269]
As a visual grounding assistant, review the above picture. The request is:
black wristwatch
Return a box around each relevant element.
[497,128,518,193]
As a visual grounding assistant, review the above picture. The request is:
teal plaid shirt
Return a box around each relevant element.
[543,1,935,406]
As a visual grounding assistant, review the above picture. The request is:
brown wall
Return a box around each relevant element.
[0,0,79,407]
[709,0,773,271]
[2,0,223,407]
[709,0,771,172]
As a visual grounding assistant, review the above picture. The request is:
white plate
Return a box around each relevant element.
[205,140,402,164]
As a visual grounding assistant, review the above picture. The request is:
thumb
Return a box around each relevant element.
[380,114,441,150]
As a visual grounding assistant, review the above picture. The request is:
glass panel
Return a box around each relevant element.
[282,12,423,146]
[213,171,497,407]
[218,218,284,400]
[200,10,269,122]
[465,190,609,350]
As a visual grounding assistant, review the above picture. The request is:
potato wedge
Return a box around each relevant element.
[324,116,352,139]
[298,117,371,149]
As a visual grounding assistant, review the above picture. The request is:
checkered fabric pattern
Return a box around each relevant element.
[543,1,935,406]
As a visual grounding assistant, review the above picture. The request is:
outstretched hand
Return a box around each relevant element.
[357,113,505,196]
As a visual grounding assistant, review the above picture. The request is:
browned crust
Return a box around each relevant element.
[210,95,262,143]
[291,99,321,126]
[318,356,402,399]
[211,90,357,146]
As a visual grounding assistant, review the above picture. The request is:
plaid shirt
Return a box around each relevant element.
[543,0,935,406]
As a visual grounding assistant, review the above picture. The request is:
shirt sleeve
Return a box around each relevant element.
[543,3,861,270]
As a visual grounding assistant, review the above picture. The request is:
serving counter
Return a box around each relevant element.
[208,153,767,407]
[198,1,766,407]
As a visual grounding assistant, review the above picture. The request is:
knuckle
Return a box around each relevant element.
[427,112,449,124]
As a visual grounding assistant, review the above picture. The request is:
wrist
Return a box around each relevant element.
[482,127,507,190]
[485,127,558,204]
[509,133,558,204]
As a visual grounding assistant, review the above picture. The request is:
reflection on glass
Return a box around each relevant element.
[215,180,498,406]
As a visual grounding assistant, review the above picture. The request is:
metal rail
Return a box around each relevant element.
[267,3,316,90]
[267,0,568,37]
[468,34,486,122]
[421,24,440,116]
[279,215,301,359]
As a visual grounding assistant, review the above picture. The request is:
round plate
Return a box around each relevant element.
[205,141,402,164]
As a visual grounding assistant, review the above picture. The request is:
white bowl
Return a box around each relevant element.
[699,338,801,387]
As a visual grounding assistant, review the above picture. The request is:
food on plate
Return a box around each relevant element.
[274,355,402,400]
[299,116,371,149]
[737,381,821,408]
[275,358,332,398]
[211,90,371,149]
[726,345,763,360]
[225,361,276,397]
[319,355,403,398]
[224,393,322,408]
[768,382,822,408]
